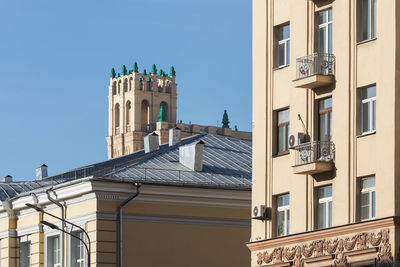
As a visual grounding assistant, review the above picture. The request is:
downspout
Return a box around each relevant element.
[46,189,65,267]
[118,183,141,267]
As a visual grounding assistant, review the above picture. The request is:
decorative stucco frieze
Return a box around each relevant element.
[256,229,392,267]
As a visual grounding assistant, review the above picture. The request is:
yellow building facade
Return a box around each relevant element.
[249,0,400,266]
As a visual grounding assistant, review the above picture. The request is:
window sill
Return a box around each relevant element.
[357,37,377,46]
[273,151,290,158]
[356,131,376,138]
[273,64,290,71]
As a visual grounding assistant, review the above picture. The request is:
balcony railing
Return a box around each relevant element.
[296,53,335,80]
[294,141,335,167]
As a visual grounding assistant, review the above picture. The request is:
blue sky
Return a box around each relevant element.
[0,0,252,181]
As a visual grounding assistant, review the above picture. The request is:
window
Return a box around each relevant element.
[360,176,375,221]
[276,24,290,67]
[317,185,332,229]
[47,235,61,267]
[277,109,290,154]
[276,194,290,236]
[71,231,85,267]
[360,0,376,42]
[361,85,376,134]
[318,9,333,54]
[319,98,332,142]
[20,241,30,267]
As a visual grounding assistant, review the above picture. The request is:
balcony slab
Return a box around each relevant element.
[292,162,333,175]
[293,75,334,89]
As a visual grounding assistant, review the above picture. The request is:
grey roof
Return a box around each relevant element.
[0,133,252,201]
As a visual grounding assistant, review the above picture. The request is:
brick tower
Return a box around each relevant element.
[106,63,177,158]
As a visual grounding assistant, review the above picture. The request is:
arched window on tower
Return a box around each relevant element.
[141,100,150,131]
[129,77,133,91]
[126,101,131,132]
[123,79,128,92]
[118,80,122,94]
[146,78,152,91]
[139,77,144,91]
[165,81,172,93]
[112,81,117,95]
[115,103,120,134]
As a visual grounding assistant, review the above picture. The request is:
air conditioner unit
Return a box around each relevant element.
[289,132,308,149]
[252,205,271,221]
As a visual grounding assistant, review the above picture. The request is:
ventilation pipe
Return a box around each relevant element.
[46,189,65,267]
[179,140,204,171]
[0,175,12,183]
[36,164,48,180]
[169,127,181,146]
[144,132,159,153]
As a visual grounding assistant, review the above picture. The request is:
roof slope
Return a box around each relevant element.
[0,133,252,201]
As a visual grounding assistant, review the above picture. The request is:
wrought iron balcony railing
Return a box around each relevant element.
[293,141,335,166]
[296,53,335,80]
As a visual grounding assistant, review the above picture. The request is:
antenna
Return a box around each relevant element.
[297,114,308,135]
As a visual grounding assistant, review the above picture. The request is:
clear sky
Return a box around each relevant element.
[0,0,252,181]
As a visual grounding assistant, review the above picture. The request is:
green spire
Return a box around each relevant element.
[143,69,147,75]
[234,125,238,131]
[158,102,167,122]
[133,62,139,73]
[146,77,151,82]
[128,70,132,74]
[121,65,127,75]
[117,73,121,78]
[159,69,163,76]
[110,68,116,78]
[152,64,157,75]
[170,66,176,76]
[222,110,230,128]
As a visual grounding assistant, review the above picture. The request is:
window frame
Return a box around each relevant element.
[277,109,290,155]
[359,0,377,42]
[360,86,376,135]
[46,234,61,267]
[317,185,332,229]
[276,194,290,237]
[19,238,31,267]
[360,176,376,221]
[318,98,332,142]
[276,24,290,68]
[70,231,86,267]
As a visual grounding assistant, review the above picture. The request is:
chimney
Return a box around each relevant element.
[169,127,181,146]
[144,132,159,153]
[179,140,204,171]
[0,175,13,183]
[36,164,48,180]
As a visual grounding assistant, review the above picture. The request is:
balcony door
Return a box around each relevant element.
[317,9,333,75]
[319,98,332,142]
[318,9,332,54]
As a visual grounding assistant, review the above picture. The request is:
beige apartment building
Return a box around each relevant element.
[249,0,400,266]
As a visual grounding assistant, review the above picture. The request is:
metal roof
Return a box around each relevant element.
[0,133,252,201]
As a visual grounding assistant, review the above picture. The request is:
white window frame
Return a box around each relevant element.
[45,233,61,267]
[276,194,290,236]
[360,176,376,221]
[360,0,377,41]
[277,25,290,68]
[70,231,85,267]
[361,87,376,135]
[317,186,332,229]
[318,9,333,54]
[19,236,31,267]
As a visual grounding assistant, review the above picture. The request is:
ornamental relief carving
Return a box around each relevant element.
[256,229,392,267]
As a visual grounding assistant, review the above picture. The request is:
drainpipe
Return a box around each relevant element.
[118,183,141,267]
[46,189,65,267]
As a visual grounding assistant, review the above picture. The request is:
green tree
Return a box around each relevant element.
[222,110,230,128]
[158,103,167,122]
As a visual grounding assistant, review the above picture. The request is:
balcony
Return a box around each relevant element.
[292,141,335,175]
[293,53,335,89]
